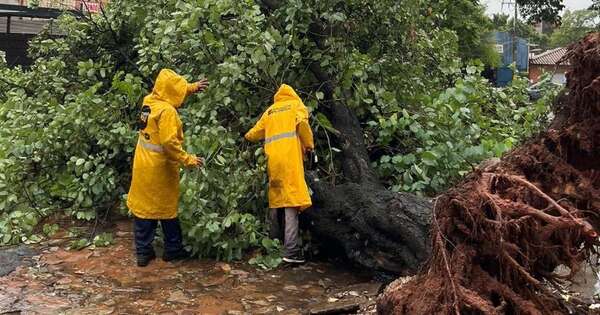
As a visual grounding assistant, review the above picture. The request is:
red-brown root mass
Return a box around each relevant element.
[378,33,600,315]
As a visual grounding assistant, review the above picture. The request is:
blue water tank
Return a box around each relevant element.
[496,67,514,87]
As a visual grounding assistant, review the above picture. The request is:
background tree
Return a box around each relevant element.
[549,9,600,47]
[431,0,500,66]
[517,0,564,23]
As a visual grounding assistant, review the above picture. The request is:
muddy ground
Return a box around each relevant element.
[0,221,384,315]
[1,220,599,314]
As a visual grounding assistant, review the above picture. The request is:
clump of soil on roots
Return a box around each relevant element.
[378,33,600,315]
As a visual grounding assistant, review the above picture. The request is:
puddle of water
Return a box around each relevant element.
[0,220,375,315]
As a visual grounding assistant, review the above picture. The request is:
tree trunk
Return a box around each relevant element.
[303,179,431,275]
[301,71,431,274]
[299,89,432,275]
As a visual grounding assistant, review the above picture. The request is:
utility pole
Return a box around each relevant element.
[502,0,519,77]
[513,1,518,76]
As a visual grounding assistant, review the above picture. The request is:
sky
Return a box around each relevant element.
[483,0,593,16]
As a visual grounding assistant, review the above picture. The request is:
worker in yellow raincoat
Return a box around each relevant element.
[127,69,208,267]
[245,84,314,264]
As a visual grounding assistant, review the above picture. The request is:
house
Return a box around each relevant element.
[528,47,570,84]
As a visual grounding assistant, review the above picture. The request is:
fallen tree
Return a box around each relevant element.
[378,33,600,314]
[0,0,555,274]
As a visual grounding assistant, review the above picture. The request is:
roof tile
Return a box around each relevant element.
[530,47,570,66]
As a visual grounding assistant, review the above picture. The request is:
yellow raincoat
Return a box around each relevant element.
[245,84,314,210]
[127,69,198,219]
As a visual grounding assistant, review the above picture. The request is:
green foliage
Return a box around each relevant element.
[249,238,283,270]
[371,64,558,194]
[0,0,556,264]
[430,0,499,66]
[43,223,59,237]
[61,228,113,250]
[92,232,114,247]
[516,0,564,23]
[0,60,142,244]
[549,10,600,48]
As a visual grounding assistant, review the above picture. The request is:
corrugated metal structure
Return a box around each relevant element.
[0,4,67,66]
[493,32,530,87]
[0,15,62,34]
[0,1,105,67]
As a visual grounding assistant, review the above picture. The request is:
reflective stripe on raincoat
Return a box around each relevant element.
[245,84,314,211]
[127,69,197,219]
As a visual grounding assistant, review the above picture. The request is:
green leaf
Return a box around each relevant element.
[223,216,232,228]
[215,155,226,166]
[260,238,269,248]
[421,151,438,167]
[315,112,340,135]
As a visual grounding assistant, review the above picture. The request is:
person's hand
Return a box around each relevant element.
[190,78,209,94]
[189,156,204,168]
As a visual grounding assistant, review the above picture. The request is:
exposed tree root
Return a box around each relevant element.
[378,33,600,314]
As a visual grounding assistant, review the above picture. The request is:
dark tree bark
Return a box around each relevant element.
[304,179,431,274]
[259,0,432,275]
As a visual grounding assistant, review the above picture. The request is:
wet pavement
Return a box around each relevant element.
[0,221,379,315]
[0,245,37,277]
[3,221,598,314]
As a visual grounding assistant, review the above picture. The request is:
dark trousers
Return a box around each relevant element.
[133,217,184,258]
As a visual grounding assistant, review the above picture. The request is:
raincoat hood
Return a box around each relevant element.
[144,69,189,108]
[274,84,303,105]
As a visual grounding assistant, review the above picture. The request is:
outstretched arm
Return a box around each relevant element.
[245,112,267,142]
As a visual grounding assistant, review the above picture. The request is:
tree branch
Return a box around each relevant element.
[259,0,378,185]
